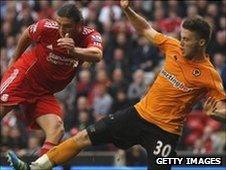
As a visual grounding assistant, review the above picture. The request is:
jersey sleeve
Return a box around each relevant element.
[28,19,47,42]
[207,70,226,101]
[153,33,181,55]
[83,31,103,51]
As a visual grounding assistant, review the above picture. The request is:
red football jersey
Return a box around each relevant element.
[13,19,103,93]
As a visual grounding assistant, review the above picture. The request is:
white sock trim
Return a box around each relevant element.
[30,154,53,170]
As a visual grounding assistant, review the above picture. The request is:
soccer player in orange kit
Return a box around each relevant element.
[7,0,226,170]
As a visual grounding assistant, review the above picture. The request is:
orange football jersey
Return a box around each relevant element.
[135,33,226,135]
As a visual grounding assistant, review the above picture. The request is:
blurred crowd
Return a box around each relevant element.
[1,0,226,166]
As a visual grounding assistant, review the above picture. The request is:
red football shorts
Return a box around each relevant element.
[0,67,63,129]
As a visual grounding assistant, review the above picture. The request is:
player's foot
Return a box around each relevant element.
[6,150,30,170]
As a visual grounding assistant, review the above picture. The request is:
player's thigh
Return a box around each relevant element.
[34,95,64,133]
[87,106,141,149]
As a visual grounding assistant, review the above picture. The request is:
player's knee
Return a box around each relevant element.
[54,119,65,136]
[73,130,91,147]
[46,119,65,137]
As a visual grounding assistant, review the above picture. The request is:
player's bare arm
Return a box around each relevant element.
[9,28,32,67]
[57,34,102,62]
[120,0,158,44]
[203,97,226,122]
[73,47,102,62]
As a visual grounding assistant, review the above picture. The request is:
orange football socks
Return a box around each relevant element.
[46,138,80,165]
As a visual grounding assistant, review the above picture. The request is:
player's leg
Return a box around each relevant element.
[7,128,92,169]
[8,106,141,169]
[31,107,133,168]
[42,106,142,166]
[28,112,114,169]
[32,95,65,156]
[7,130,93,170]
[28,129,92,169]
[0,105,14,120]
[7,133,87,170]
[36,114,65,155]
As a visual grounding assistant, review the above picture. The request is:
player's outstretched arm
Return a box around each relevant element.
[8,28,32,67]
[73,46,103,62]
[120,0,159,44]
[203,97,226,122]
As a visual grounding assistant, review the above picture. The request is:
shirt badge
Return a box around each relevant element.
[193,68,201,77]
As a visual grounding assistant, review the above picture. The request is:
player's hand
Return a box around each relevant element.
[120,0,130,9]
[203,97,217,116]
[57,33,75,55]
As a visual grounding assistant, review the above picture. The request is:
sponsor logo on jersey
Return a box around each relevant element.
[47,53,79,67]
[160,69,193,92]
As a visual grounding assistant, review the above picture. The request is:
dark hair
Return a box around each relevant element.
[182,17,212,46]
[57,3,83,23]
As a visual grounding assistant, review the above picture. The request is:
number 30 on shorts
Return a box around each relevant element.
[153,140,172,157]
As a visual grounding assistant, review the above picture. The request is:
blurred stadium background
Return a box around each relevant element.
[0,0,226,169]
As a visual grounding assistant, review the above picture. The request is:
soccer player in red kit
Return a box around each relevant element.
[0,3,103,156]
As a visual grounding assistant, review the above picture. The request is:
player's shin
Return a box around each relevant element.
[30,137,79,169]
[30,154,52,170]
[31,130,91,168]
[47,137,83,165]
[38,141,57,156]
